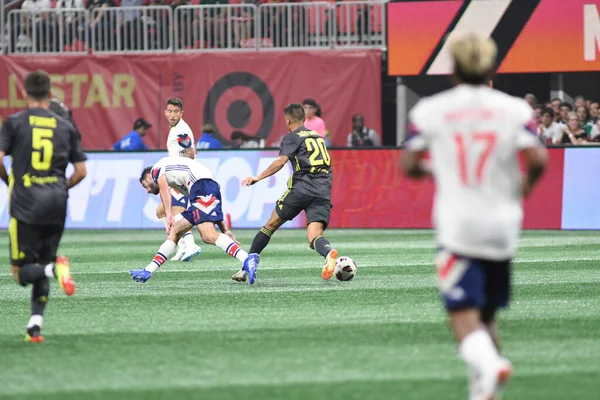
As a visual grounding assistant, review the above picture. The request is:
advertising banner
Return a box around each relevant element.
[0,151,304,229]
[388,0,600,75]
[0,50,381,150]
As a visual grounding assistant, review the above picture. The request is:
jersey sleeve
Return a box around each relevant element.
[516,102,543,149]
[0,117,14,155]
[405,101,430,151]
[69,126,88,163]
[150,160,166,183]
[279,134,300,159]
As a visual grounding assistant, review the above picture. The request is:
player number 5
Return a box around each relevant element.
[32,128,54,171]
[454,131,497,186]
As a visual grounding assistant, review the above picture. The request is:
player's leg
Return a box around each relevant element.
[130,215,190,283]
[305,197,337,280]
[437,252,511,400]
[172,191,202,261]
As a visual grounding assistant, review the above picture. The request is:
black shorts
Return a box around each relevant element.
[8,217,64,267]
[276,190,332,228]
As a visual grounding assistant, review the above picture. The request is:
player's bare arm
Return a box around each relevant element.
[67,161,87,189]
[400,150,432,178]
[0,151,8,185]
[242,155,288,186]
[521,146,548,196]
[157,175,174,233]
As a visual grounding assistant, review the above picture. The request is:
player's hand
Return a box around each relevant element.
[224,230,240,245]
[241,176,259,187]
[166,215,175,235]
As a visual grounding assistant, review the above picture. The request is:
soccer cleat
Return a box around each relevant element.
[243,253,259,285]
[231,269,248,282]
[171,246,185,261]
[321,249,339,280]
[54,256,75,296]
[181,244,202,262]
[480,359,513,400]
[130,269,152,283]
[25,326,44,343]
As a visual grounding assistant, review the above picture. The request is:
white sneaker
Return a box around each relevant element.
[478,358,513,400]
[171,246,185,261]
[231,269,247,282]
[181,244,202,262]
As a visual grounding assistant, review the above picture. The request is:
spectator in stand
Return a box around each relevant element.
[22,0,54,52]
[562,111,588,145]
[574,95,585,108]
[559,102,572,124]
[113,118,152,151]
[524,93,537,108]
[302,98,326,138]
[576,105,594,129]
[550,98,562,115]
[590,118,600,142]
[196,123,223,150]
[88,0,116,51]
[231,131,263,149]
[121,0,144,50]
[590,101,599,121]
[538,108,563,145]
[533,104,543,122]
[347,114,381,147]
[55,0,85,47]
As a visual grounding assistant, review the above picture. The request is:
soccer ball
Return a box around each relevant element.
[335,257,357,281]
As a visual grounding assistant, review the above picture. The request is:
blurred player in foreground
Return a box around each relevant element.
[401,33,547,399]
[130,155,257,283]
[0,70,87,342]
[239,104,340,284]
[159,97,202,262]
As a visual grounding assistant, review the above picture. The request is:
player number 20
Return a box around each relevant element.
[454,131,497,186]
[32,128,54,171]
[305,137,331,173]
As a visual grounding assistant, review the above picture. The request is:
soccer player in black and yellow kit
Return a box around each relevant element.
[0,70,87,342]
[239,103,340,283]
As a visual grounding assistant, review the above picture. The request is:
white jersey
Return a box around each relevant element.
[407,84,541,260]
[167,118,195,158]
[151,156,213,197]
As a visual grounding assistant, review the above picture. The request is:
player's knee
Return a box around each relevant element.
[11,266,22,285]
[199,229,218,244]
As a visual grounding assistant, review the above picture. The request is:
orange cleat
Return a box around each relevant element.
[55,256,75,296]
[25,326,44,343]
[321,249,338,280]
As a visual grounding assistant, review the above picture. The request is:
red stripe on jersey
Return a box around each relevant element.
[438,254,458,279]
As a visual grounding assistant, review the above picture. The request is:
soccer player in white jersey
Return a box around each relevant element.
[401,32,547,400]
[157,97,202,262]
[130,156,258,283]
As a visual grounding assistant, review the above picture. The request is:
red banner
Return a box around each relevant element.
[329,148,564,229]
[0,51,381,150]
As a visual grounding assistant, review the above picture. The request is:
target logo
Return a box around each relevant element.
[203,72,275,144]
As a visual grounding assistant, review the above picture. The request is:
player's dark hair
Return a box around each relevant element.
[284,103,305,122]
[166,97,184,110]
[541,107,554,118]
[140,166,152,184]
[24,70,51,101]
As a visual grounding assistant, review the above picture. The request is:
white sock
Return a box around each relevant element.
[215,233,248,263]
[27,314,43,328]
[180,231,195,249]
[459,329,500,373]
[145,240,177,273]
[159,217,167,227]
[44,263,54,278]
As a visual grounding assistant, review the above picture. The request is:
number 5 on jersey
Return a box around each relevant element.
[32,128,54,171]
[454,132,497,186]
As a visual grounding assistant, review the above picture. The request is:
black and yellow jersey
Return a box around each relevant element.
[279,126,332,200]
[0,108,87,225]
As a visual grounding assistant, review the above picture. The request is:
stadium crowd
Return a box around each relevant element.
[530,94,600,146]
[2,0,381,52]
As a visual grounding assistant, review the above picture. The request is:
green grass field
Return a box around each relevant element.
[0,229,599,400]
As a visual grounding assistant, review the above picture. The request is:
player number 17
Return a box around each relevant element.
[454,131,497,186]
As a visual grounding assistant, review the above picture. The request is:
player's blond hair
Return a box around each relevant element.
[450,32,497,79]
